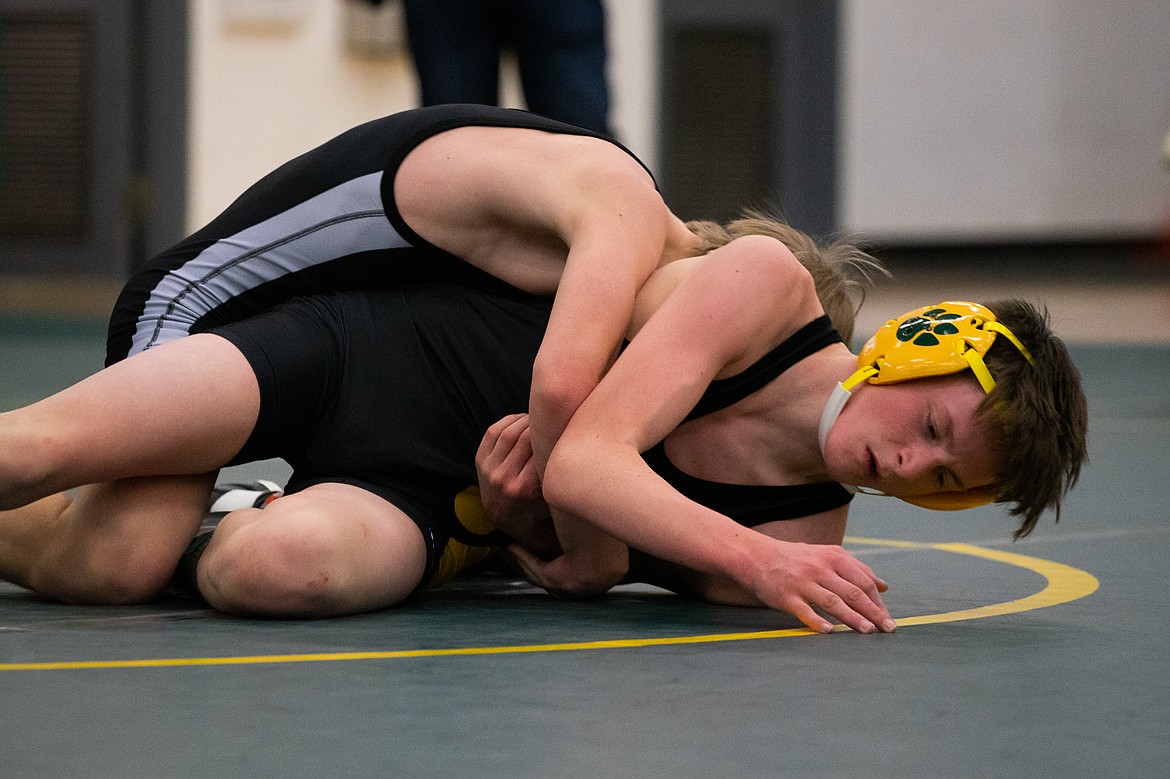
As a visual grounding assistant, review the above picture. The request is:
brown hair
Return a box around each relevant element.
[685,211,885,343]
[979,299,1088,539]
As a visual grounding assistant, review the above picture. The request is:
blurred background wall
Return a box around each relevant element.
[1,0,1167,289]
[186,0,662,231]
[840,0,1170,244]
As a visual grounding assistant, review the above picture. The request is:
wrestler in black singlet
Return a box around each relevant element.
[210,284,851,591]
[642,315,853,525]
[105,104,651,366]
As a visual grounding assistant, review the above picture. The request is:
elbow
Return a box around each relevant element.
[530,359,598,423]
[543,431,606,518]
[540,441,578,514]
[544,424,636,518]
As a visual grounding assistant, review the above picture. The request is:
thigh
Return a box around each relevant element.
[2,333,258,503]
[199,482,429,617]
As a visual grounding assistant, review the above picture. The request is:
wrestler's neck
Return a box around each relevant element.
[747,344,861,483]
[663,344,858,485]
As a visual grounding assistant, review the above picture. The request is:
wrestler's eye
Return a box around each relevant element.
[926,412,939,441]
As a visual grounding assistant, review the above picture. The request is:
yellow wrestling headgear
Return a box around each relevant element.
[843,301,1034,393]
[836,301,1035,511]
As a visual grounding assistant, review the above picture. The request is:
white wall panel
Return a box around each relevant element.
[187,0,657,232]
[839,0,1170,241]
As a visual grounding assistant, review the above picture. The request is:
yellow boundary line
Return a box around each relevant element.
[0,539,1098,672]
[848,538,1099,628]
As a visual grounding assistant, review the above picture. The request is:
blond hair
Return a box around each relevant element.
[685,211,884,343]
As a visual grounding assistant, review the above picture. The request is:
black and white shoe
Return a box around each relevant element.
[199,479,283,533]
[207,479,283,515]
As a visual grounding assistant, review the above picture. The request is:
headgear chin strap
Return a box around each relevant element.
[826,301,1034,511]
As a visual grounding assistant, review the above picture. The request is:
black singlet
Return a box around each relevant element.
[105,104,650,366]
[641,315,854,525]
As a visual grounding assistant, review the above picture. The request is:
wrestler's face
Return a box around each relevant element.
[822,373,999,498]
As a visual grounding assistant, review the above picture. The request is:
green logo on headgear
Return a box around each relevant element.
[896,308,964,347]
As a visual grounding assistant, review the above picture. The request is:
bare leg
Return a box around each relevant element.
[0,334,258,508]
[199,483,429,617]
[0,473,217,603]
[0,334,261,602]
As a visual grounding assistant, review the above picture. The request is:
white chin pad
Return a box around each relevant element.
[818,382,853,458]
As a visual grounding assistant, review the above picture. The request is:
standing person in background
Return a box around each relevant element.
[397,0,611,135]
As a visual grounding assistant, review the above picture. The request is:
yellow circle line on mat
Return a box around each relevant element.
[846,538,1099,628]
[0,538,1098,671]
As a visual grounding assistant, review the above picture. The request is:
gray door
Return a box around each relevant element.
[0,0,186,279]
[658,0,839,237]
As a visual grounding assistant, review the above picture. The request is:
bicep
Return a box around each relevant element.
[396,129,666,287]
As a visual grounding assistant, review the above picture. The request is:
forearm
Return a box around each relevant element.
[626,550,760,606]
[543,443,768,589]
[527,214,657,472]
[526,379,582,474]
[526,339,621,473]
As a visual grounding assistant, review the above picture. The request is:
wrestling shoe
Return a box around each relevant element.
[207,479,283,515]
[198,479,283,532]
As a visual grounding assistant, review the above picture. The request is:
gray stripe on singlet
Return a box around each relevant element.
[130,172,410,354]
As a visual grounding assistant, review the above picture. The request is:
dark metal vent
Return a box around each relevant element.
[661,26,773,224]
[0,13,92,240]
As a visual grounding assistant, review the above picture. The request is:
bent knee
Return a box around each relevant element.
[200,513,354,617]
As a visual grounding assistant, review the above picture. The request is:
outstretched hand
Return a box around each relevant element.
[743,539,895,634]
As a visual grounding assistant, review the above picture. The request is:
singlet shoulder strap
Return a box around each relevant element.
[642,314,851,525]
[641,442,852,525]
[683,315,841,423]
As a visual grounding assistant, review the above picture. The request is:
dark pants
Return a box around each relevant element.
[402,0,611,135]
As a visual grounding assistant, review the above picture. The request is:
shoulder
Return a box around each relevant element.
[694,235,818,306]
[688,236,825,368]
[415,124,650,186]
[408,125,662,224]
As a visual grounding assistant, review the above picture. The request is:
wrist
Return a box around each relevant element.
[721,532,786,592]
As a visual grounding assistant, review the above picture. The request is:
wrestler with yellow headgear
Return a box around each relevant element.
[819,301,1035,511]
